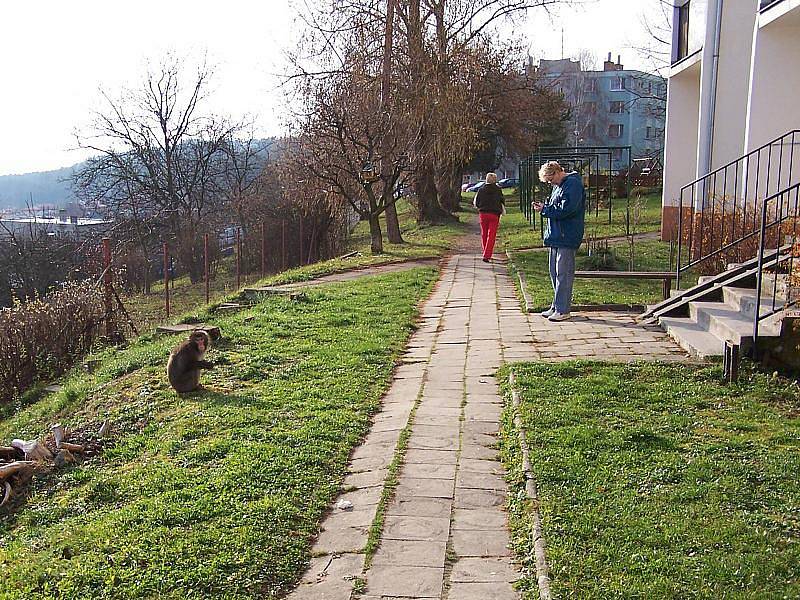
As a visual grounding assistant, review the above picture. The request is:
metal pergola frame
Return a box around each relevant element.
[519,146,632,233]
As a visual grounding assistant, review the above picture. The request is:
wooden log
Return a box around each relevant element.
[0,481,11,508]
[60,442,84,454]
[0,446,18,461]
[0,461,35,479]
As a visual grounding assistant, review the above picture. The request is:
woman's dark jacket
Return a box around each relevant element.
[474,183,505,215]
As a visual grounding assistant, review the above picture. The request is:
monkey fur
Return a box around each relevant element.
[167,330,214,393]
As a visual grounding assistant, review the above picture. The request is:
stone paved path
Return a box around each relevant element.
[288,243,688,599]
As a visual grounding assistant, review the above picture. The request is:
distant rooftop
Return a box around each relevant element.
[0,216,110,226]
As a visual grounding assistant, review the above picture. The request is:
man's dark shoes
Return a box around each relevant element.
[482,257,491,263]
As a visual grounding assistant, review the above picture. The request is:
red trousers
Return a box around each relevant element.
[479,212,500,259]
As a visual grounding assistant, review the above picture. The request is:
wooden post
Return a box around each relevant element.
[261,221,266,278]
[236,227,241,289]
[102,238,113,337]
[282,220,287,271]
[204,233,210,304]
[163,242,170,318]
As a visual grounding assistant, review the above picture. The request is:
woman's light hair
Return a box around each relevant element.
[538,161,564,183]
[485,172,498,184]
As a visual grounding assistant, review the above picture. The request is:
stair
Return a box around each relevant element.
[640,254,791,359]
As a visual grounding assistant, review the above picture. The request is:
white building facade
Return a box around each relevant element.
[662,0,800,240]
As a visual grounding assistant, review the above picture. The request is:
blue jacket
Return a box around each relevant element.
[542,172,585,249]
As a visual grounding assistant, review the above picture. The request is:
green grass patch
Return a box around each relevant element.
[123,201,468,333]
[498,192,663,251]
[0,267,438,599]
[509,240,680,309]
[501,361,800,599]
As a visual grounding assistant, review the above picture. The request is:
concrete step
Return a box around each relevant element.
[689,301,781,345]
[659,316,725,358]
[722,287,786,320]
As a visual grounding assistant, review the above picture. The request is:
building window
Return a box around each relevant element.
[674,0,707,64]
[612,148,624,160]
[610,76,625,91]
[584,78,597,93]
[646,126,654,139]
[609,124,624,138]
[585,124,596,137]
[583,101,597,114]
[609,101,625,113]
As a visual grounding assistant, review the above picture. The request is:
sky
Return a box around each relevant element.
[0,0,669,177]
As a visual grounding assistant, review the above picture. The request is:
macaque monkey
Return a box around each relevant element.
[167,330,213,393]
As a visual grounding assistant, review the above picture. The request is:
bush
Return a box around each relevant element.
[0,282,107,406]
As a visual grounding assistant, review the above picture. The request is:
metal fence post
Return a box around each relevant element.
[299,216,304,266]
[102,237,113,337]
[204,233,210,304]
[282,220,287,271]
[261,221,267,278]
[236,227,241,289]
[163,242,170,318]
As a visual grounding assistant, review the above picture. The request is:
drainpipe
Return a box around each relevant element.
[696,0,724,196]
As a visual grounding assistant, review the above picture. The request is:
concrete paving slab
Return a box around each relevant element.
[446,581,517,599]
[404,448,459,464]
[459,458,504,474]
[454,488,506,509]
[371,539,447,568]
[401,462,457,480]
[395,477,454,499]
[459,444,499,460]
[342,469,388,489]
[383,515,451,542]
[451,529,512,557]
[451,508,509,531]
[456,471,507,491]
[407,433,460,451]
[366,565,444,598]
[449,557,520,583]
[387,496,452,518]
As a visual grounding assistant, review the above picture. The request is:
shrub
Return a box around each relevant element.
[0,282,107,406]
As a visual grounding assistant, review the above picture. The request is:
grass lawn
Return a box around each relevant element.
[123,201,469,333]
[0,266,438,599]
[501,361,800,599]
[497,191,663,251]
[509,239,681,309]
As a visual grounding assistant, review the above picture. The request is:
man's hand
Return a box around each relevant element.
[533,202,544,212]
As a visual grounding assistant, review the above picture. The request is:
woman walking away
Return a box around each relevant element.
[474,172,505,263]
[533,161,586,322]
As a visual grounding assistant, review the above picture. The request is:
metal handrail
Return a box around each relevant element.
[676,129,799,288]
[753,181,800,351]
[680,130,799,194]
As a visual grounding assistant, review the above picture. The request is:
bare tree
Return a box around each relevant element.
[74,58,248,283]
[292,60,417,253]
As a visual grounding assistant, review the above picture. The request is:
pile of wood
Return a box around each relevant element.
[0,420,111,512]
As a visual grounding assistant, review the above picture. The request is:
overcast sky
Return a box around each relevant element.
[0,0,669,177]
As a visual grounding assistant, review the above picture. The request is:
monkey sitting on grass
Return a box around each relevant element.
[167,330,214,393]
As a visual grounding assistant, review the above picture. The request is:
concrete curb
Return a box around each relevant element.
[508,370,551,599]
[506,249,535,313]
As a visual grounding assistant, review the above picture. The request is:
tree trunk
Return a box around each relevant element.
[384,198,403,243]
[437,165,462,213]
[369,213,384,254]
[416,158,456,224]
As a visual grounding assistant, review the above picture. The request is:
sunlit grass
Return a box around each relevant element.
[501,361,800,599]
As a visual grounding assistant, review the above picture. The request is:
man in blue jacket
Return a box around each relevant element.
[534,161,586,321]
